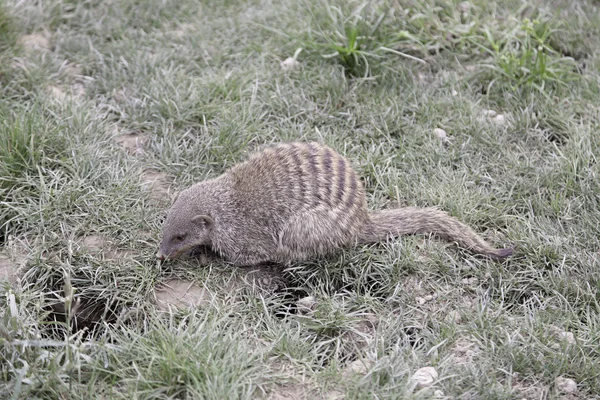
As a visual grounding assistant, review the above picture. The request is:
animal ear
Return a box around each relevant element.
[192,214,214,228]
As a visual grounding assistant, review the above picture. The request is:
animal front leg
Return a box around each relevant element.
[188,245,222,265]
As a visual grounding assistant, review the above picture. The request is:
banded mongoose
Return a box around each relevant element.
[156,142,513,265]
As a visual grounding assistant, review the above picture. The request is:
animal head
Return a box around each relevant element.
[156,190,214,261]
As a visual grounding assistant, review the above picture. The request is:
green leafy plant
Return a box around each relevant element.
[478,18,580,93]
[313,2,388,77]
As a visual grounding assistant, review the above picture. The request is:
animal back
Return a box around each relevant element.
[228,142,367,222]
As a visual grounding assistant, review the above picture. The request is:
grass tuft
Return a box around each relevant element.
[476,17,581,95]
[0,106,68,240]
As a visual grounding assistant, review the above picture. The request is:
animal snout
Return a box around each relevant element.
[156,252,166,261]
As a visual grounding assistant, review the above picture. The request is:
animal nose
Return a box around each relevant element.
[156,252,165,261]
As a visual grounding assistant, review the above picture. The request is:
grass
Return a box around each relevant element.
[1,0,600,398]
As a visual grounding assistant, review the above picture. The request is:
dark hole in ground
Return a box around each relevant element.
[404,326,424,348]
[42,297,120,339]
[272,286,309,319]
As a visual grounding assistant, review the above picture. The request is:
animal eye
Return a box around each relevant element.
[174,235,185,242]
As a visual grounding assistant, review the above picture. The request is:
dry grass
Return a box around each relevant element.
[1,0,600,399]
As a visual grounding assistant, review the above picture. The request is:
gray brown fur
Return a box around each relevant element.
[156,142,513,265]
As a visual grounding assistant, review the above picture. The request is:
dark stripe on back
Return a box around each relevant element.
[289,145,307,205]
[306,143,321,205]
[274,149,293,212]
[345,171,358,210]
[336,157,346,204]
[306,143,319,176]
[322,148,332,174]
[321,148,334,206]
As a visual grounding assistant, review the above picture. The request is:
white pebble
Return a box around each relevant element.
[433,128,447,140]
[451,89,458,96]
[559,331,576,345]
[492,114,506,125]
[461,277,479,285]
[433,128,451,144]
[416,296,427,305]
[296,296,316,314]
[555,377,577,394]
[280,57,300,71]
[411,367,438,389]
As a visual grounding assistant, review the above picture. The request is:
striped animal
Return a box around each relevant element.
[156,142,512,265]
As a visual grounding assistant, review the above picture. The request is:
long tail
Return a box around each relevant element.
[358,207,513,259]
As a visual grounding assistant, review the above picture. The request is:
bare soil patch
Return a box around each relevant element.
[79,235,133,261]
[153,278,212,311]
[46,83,86,102]
[19,33,51,52]
[114,132,148,155]
[0,251,20,284]
[140,169,171,201]
[165,23,197,39]
[451,337,481,365]
[267,383,315,400]
[509,373,549,400]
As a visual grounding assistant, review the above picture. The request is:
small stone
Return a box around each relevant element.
[296,296,316,314]
[434,390,445,398]
[416,296,427,305]
[280,57,300,71]
[411,367,438,389]
[433,128,447,140]
[451,89,458,96]
[558,331,576,345]
[423,294,435,301]
[433,128,451,145]
[461,277,479,285]
[325,389,344,400]
[555,377,577,394]
[492,114,506,125]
